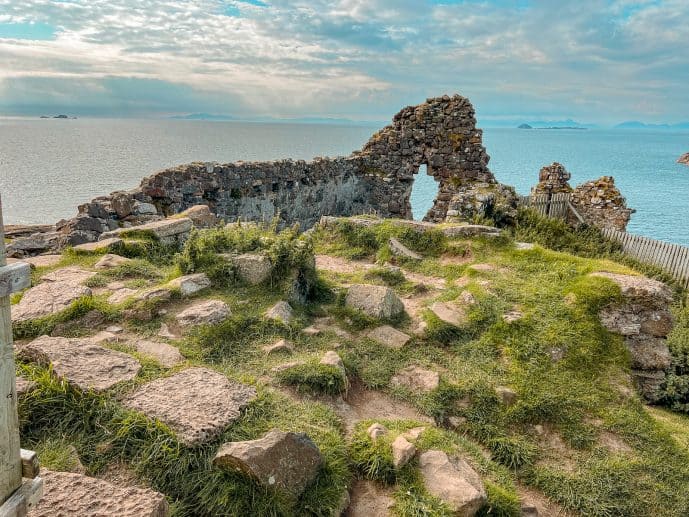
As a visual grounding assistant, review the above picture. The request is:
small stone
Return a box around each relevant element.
[367,325,411,349]
[213,429,323,497]
[430,301,467,327]
[459,291,476,305]
[402,427,427,441]
[179,205,220,228]
[367,423,388,440]
[106,325,124,334]
[418,450,487,516]
[345,284,405,319]
[503,310,524,323]
[135,339,184,367]
[176,300,230,327]
[94,253,132,270]
[135,287,172,303]
[391,365,439,393]
[15,376,35,397]
[392,435,416,469]
[167,273,211,297]
[271,361,305,373]
[18,336,141,392]
[265,301,294,324]
[515,242,535,250]
[158,323,177,339]
[389,237,422,260]
[123,367,256,446]
[263,339,294,355]
[495,386,518,406]
[302,326,321,336]
[469,263,495,272]
[89,331,118,344]
[321,350,346,375]
[447,416,467,430]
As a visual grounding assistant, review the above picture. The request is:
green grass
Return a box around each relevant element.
[276,361,348,396]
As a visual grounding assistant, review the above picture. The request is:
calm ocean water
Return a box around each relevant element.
[1,119,687,246]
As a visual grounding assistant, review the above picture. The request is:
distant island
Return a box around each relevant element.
[517,123,586,130]
[40,114,77,119]
[678,153,689,166]
[168,113,381,126]
[616,121,689,130]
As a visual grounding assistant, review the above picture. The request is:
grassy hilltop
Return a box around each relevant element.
[12,209,689,516]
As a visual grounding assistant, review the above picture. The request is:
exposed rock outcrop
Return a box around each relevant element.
[571,176,634,231]
[345,284,405,319]
[592,272,674,402]
[677,153,689,166]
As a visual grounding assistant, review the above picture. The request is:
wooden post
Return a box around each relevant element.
[0,195,42,516]
[0,195,22,506]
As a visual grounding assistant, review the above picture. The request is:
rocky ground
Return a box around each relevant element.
[9,213,689,516]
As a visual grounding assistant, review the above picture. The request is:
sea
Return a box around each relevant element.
[1,118,687,246]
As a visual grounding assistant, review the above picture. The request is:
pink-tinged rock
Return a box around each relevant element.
[123,367,256,446]
[135,340,184,368]
[391,435,416,469]
[390,365,439,393]
[175,300,230,327]
[367,325,411,349]
[213,429,323,496]
[17,336,141,392]
[29,470,169,517]
[418,450,486,516]
[345,284,405,319]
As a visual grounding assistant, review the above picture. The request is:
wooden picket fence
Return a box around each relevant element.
[519,193,689,288]
[602,228,689,289]
[517,193,575,220]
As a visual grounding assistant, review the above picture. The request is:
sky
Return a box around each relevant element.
[0,0,687,124]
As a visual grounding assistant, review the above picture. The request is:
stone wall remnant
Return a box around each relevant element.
[29,94,518,251]
[531,162,572,195]
[571,176,634,231]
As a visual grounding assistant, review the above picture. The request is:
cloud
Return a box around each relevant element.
[0,0,687,122]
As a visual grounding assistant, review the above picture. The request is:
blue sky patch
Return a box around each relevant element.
[0,22,56,41]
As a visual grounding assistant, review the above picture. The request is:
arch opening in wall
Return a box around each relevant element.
[409,164,437,220]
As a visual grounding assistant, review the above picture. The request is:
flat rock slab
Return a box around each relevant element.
[418,450,486,516]
[22,254,63,268]
[135,340,184,368]
[391,365,440,393]
[29,470,169,517]
[430,301,467,327]
[175,300,230,328]
[214,429,323,496]
[17,336,141,392]
[345,284,405,319]
[590,272,673,306]
[95,253,132,270]
[41,267,97,285]
[12,282,92,322]
[108,288,138,305]
[367,325,411,349]
[74,238,123,253]
[230,253,273,285]
[101,217,193,241]
[123,367,257,446]
[265,301,294,324]
[389,237,422,260]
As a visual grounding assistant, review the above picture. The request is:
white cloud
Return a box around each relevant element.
[0,0,687,121]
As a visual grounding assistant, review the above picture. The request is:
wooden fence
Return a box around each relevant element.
[602,228,689,289]
[517,193,574,220]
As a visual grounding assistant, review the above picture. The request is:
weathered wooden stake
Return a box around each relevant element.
[0,195,22,507]
[0,195,42,516]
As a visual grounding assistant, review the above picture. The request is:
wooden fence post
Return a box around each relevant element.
[0,195,22,507]
[0,195,42,516]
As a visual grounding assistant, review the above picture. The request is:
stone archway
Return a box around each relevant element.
[355,94,496,222]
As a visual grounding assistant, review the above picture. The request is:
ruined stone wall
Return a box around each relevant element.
[52,94,516,247]
[571,176,634,231]
[531,162,572,195]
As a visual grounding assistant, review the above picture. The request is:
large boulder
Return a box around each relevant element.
[30,470,169,517]
[592,272,674,402]
[124,368,256,446]
[345,284,405,319]
[100,217,193,245]
[176,300,230,327]
[17,336,141,392]
[418,450,486,516]
[213,429,323,496]
[265,301,294,324]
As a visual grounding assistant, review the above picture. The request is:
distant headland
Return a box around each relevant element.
[40,114,77,119]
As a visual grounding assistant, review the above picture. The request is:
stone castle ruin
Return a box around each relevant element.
[7,94,634,255]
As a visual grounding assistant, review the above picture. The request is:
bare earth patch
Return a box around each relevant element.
[345,479,395,516]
